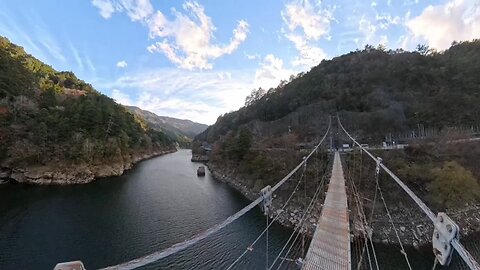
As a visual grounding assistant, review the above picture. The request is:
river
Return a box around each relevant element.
[0,150,478,269]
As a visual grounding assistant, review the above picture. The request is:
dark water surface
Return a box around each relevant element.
[0,150,478,269]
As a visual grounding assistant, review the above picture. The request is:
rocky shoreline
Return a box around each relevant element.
[0,148,177,185]
[204,161,480,248]
[205,162,322,237]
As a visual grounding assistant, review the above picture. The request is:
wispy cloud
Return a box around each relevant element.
[86,57,96,73]
[27,11,67,63]
[254,54,293,90]
[116,60,128,68]
[70,44,84,71]
[244,51,260,60]
[91,0,153,21]
[92,0,249,70]
[0,10,50,63]
[281,0,333,67]
[99,68,254,124]
[91,0,116,19]
[146,1,249,70]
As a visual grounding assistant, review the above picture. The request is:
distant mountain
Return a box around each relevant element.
[126,106,208,146]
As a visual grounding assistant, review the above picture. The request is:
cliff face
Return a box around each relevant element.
[1,148,176,185]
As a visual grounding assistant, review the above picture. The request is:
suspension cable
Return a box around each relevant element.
[100,120,331,270]
[266,213,269,270]
[376,174,413,270]
[276,170,330,270]
[350,145,380,270]
[226,163,307,270]
[279,156,331,266]
[337,115,480,270]
[348,160,375,270]
[270,163,330,270]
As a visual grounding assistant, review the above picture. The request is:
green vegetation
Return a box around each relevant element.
[378,142,480,209]
[194,40,480,207]
[0,36,174,167]
[429,161,480,208]
[198,40,480,143]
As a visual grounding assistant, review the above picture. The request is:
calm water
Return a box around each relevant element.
[0,150,478,269]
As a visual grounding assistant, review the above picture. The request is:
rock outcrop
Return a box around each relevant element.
[2,149,176,185]
[206,162,321,237]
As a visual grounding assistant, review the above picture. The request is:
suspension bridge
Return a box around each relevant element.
[55,116,480,270]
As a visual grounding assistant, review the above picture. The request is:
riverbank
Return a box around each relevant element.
[203,160,480,248]
[0,148,177,185]
[204,162,322,237]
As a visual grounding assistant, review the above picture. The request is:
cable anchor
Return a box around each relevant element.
[432,212,459,266]
[260,185,273,215]
[375,157,382,176]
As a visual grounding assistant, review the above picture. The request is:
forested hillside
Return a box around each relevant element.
[126,106,208,148]
[197,40,480,145]
[0,36,175,184]
[193,41,480,208]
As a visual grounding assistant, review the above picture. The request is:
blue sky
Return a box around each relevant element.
[0,0,479,124]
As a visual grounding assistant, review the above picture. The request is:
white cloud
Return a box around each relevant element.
[146,1,249,70]
[405,0,480,50]
[99,69,254,124]
[92,0,249,70]
[112,89,133,105]
[244,51,260,60]
[379,35,388,46]
[358,16,377,45]
[91,0,153,21]
[354,11,400,48]
[281,0,332,67]
[254,54,292,90]
[116,60,128,68]
[91,0,116,19]
[286,33,327,67]
[376,13,401,29]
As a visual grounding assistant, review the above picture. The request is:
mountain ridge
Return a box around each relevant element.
[126,106,208,147]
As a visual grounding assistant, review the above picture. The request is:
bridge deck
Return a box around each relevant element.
[303,151,351,270]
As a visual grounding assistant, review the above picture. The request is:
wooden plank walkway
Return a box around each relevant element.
[302,151,351,270]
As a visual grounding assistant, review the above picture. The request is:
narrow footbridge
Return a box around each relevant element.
[302,151,350,270]
[56,117,480,270]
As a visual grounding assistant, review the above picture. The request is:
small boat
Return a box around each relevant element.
[197,166,206,176]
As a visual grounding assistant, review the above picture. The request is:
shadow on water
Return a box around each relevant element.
[0,149,478,269]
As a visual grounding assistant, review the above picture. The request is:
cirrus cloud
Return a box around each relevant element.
[91,0,153,21]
